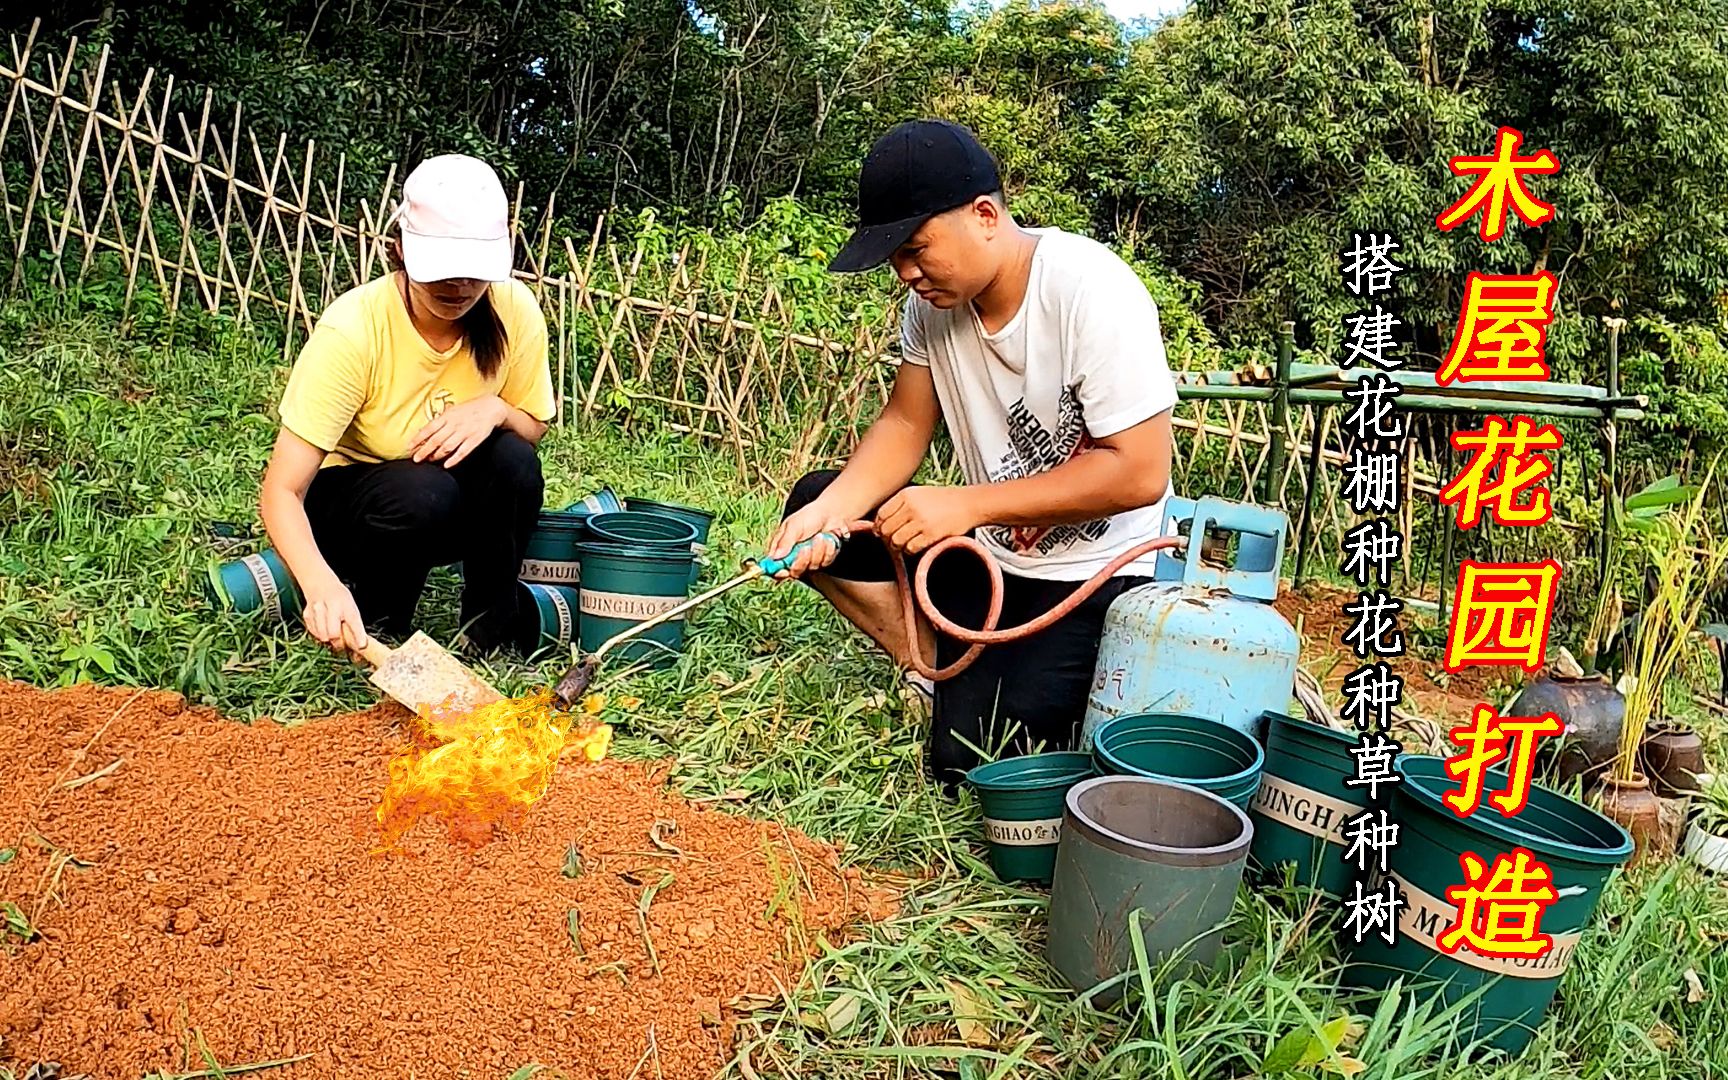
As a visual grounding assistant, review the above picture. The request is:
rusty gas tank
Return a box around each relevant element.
[1081,498,1298,748]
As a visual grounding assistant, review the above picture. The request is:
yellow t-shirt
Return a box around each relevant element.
[279,273,556,467]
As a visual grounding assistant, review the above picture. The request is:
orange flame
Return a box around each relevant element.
[374,690,612,849]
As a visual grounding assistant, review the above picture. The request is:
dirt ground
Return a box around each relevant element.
[1275,581,1520,725]
[0,682,892,1079]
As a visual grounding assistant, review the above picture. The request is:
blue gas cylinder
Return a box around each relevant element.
[1082,497,1299,747]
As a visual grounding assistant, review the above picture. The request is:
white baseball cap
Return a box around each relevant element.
[392,154,513,283]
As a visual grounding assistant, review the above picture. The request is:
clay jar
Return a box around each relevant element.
[1596,772,1664,865]
[1512,672,1625,783]
[1642,722,1707,796]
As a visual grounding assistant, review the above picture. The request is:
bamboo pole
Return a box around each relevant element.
[48,42,108,292]
[1266,320,1293,507]
[0,21,44,245]
[8,34,77,294]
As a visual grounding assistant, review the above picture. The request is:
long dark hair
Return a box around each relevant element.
[386,237,510,379]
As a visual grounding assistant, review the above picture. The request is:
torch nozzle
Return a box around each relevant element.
[552,655,601,710]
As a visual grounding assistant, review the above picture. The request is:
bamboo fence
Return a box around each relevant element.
[0,25,1619,584]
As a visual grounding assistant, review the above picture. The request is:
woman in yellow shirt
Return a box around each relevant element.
[259,154,557,658]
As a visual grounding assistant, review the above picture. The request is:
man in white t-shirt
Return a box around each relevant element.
[765,119,1179,787]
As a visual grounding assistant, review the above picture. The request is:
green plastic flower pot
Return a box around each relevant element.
[587,511,700,548]
[1093,712,1264,810]
[574,541,694,669]
[625,497,716,586]
[623,497,714,546]
[521,510,592,586]
[1046,775,1253,1003]
[1341,755,1634,1054]
[964,752,1095,884]
[519,582,580,655]
[205,549,303,621]
[563,487,624,516]
[1249,711,1371,896]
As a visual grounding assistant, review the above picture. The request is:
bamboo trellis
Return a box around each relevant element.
[2,25,1573,580]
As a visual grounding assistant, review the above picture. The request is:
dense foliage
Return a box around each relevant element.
[28,5,1725,385]
[17,0,1728,485]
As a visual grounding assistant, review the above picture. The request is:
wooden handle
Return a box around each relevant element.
[354,636,393,670]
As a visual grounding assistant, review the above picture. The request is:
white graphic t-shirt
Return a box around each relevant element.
[901,227,1179,581]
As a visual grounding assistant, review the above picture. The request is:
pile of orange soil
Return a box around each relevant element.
[0,682,892,1078]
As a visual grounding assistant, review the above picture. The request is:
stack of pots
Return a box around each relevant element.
[1090,711,1265,810]
[965,711,1263,1003]
[574,510,700,668]
[515,487,621,654]
[205,484,719,672]
[516,505,606,654]
[958,701,1636,1054]
[1240,710,1635,1055]
[519,488,715,665]
[625,497,716,586]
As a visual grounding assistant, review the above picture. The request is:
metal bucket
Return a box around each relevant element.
[1047,775,1252,1001]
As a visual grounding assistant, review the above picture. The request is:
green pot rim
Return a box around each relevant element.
[575,540,696,565]
[1265,709,1360,750]
[625,497,716,524]
[1396,755,1634,864]
[1094,713,1264,787]
[536,509,594,526]
[588,510,700,546]
[967,751,1095,791]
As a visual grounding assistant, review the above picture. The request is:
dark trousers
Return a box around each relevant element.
[304,430,544,651]
[785,470,1149,788]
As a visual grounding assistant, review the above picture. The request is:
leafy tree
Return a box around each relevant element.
[25,0,952,223]
[1092,0,1728,414]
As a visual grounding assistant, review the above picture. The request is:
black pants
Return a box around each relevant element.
[785,470,1150,788]
[304,430,544,651]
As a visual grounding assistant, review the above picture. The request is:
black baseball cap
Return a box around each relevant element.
[828,119,1002,273]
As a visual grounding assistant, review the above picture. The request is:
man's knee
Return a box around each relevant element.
[784,469,841,518]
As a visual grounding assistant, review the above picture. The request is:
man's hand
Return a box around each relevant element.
[765,500,853,580]
[876,486,982,555]
[408,395,509,467]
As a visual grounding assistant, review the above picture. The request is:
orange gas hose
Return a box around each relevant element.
[835,521,1188,682]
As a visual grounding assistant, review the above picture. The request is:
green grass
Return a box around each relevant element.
[4,285,1728,1079]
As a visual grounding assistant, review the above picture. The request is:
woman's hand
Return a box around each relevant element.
[302,577,370,662]
[408,395,509,467]
[764,500,854,580]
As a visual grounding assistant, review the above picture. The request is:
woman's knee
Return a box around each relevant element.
[784,469,842,518]
[482,430,545,497]
[381,467,463,532]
